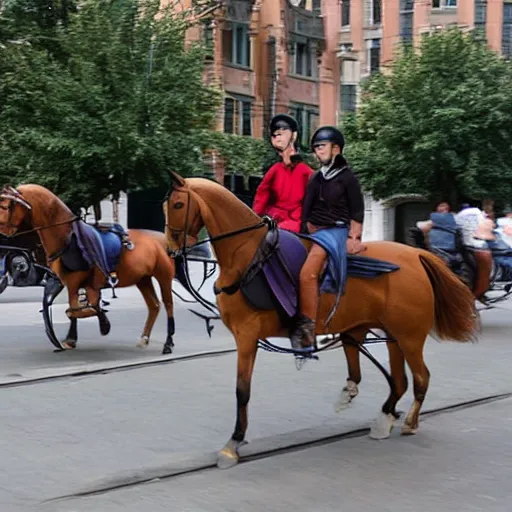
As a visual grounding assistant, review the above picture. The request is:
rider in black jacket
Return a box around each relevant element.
[290,126,366,351]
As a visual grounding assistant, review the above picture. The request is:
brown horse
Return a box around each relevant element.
[163,174,478,469]
[0,184,176,353]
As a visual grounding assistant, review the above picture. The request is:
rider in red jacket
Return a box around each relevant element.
[252,114,313,233]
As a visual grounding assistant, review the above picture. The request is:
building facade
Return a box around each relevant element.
[338,0,511,115]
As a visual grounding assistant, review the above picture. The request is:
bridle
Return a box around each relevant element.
[0,187,79,239]
[163,183,274,313]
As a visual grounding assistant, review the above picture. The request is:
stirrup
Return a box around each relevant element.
[108,272,119,288]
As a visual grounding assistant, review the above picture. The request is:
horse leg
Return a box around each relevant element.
[399,338,430,435]
[218,339,258,469]
[63,318,78,348]
[135,276,160,348]
[334,329,367,412]
[153,257,175,355]
[62,276,84,349]
[84,280,111,336]
[370,340,408,439]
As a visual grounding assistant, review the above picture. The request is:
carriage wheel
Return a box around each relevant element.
[41,274,66,351]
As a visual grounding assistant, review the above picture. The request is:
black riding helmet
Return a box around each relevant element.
[269,114,298,136]
[310,126,345,151]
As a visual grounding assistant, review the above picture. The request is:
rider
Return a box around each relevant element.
[290,126,365,350]
[455,202,493,301]
[252,114,313,233]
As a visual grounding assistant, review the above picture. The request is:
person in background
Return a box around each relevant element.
[252,114,313,233]
[455,203,494,301]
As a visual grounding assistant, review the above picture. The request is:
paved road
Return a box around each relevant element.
[0,269,511,511]
[43,396,512,512]
[0,262,235,381]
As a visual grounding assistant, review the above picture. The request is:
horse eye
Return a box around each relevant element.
[174,202,184,210]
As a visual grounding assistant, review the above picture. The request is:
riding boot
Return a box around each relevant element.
[289,314,316,351]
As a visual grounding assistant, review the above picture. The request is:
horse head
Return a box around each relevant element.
[163,171,203,253]
[0,185,32,237]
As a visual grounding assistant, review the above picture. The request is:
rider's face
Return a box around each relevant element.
[313,142,339,165]
[271,129,293,152]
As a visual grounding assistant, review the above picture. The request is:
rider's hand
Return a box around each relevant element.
[346,237,366,255]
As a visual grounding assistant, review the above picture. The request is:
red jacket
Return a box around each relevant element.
[252,161,313,232]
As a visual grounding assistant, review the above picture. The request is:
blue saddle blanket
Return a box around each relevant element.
[73,221,123,276]
[261,228,400,322]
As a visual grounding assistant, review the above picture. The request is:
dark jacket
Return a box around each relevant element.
[301,155,364,229]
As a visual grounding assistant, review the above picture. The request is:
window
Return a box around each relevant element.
[341,85,357,113]
[292,41,317,78]
[290,104,319,148]
[367,39,381,74]
[475,0,486,24]
[503,3,512,59]
[432,0,457,8]
[224,96,252,136]
[202,21,214,59]
[340,59,358,113]
[400,0,414,44]
[341,0,350,26]
[365,0,381,25]
[373,0,382,24]
[312,0,321,13]
[222,22,251,67]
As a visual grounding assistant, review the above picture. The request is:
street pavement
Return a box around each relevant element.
[43,396,512,512]
[0,265,511,510]
[0,262,236,382]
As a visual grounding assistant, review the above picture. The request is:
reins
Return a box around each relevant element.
[5,216,80,240]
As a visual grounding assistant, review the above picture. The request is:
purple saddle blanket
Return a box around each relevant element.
[256,228,400,318]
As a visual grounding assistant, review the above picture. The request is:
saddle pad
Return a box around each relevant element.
[96,230,123,273]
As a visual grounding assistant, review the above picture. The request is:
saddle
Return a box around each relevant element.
[59,221,133,283]
[239,228,400,325]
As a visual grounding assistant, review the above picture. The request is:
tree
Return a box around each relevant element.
[343,28,512,207]
[0,0,221,209]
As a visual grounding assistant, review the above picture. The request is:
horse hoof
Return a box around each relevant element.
[217,449,239,469]
[334,381,358,413]
[162,345,173,355]
[136,336,149,348]
[217,439,245,469]
[401,424,418,436]
[99,316,111,336]
[369,412,395,440]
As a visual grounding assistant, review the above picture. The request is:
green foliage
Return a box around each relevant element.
[0,0,221,208]
[344,28,512,206]
[201,132,277,176]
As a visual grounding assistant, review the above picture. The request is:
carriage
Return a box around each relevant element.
[407,216,512,306]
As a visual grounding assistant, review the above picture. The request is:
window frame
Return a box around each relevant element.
[223,21,251,68]
[223,95,253,136]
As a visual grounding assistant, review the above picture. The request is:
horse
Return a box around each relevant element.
[0,184,176,354]
[163,173,478,469]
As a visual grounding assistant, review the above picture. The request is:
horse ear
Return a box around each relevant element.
[168,171,186,187]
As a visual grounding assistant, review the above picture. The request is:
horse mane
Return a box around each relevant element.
[186,177,260,226]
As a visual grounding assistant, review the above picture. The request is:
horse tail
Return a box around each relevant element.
[419,250,479,342]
